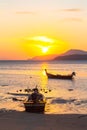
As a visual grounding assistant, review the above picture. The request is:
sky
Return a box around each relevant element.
[0,0,87,60]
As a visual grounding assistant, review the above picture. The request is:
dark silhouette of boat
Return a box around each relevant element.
[45,69,76,80]
[24,100,46,113]
[24,87,46,113]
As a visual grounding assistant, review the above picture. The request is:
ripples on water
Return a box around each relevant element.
[0,60,87,114]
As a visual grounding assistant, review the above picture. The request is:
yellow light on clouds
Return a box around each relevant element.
[26,36,55,43]
[23,35,68,57]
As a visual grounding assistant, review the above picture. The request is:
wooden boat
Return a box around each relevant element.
[24,87,46,113]
[7,92,29,96]
[45,69,76,80]
[24,100,46,113]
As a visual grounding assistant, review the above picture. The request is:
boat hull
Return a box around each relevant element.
[47,74,73,80]
[24,101,46,113]
[45,69,75,80]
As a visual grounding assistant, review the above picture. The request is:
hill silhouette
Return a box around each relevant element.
[30,54,58,61]
[29,49,87,61]
[54,54,87,60]
[54,49,87,60]
[61,49,87,56]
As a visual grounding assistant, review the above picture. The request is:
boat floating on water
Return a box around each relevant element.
[45,69,76,80]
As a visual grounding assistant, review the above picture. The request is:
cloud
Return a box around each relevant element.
[23,36,66,48]
[16,11,36,15]
[27,36,55,43]
[62,17,83,22]
[23,36,58,47]
[61,8,82,12]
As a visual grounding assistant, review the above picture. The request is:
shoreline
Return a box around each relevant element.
[0,110,87,130]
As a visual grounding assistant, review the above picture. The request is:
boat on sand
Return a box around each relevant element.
[24,100,46,113]
[24,88,46,113]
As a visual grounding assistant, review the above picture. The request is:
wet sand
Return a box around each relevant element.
[0,111,87,130]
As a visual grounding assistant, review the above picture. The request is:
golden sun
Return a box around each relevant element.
[42,47,49,53]
[36,45,50,54]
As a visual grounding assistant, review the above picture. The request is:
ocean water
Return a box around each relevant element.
[0,60,87,114]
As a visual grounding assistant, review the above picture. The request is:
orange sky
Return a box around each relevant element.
[0,0,87,60]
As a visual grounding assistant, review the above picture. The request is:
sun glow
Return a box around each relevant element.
[42,47,49,53]
[23,35,68,56]
[36,45,51,54]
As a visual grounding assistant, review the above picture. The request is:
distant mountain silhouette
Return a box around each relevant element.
[61,49,87,56]
[31,54,58,61]
[28,49,87,61]
[54,54,87,60]
[54,49,87,60]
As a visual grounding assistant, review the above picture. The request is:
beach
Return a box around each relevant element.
[1,0,87,129]
[0,61,87,129]
[0,111,87,130]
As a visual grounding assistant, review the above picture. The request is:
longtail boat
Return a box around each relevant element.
[24,100,46,113]
[45,69,76,80]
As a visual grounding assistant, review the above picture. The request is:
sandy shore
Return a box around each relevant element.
[0,111,87,130]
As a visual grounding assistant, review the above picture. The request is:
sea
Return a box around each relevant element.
[0,60,87,114]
